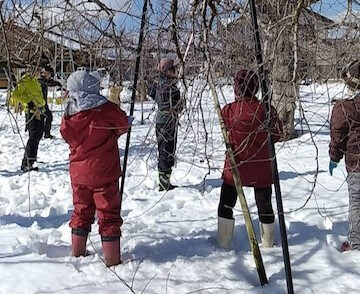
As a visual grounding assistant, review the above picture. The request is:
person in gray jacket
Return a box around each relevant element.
[149,58,185,191]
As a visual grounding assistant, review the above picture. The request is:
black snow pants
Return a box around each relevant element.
[156,122,177,173]
[43,104,53,137]
[218,182,275,224]
[21,113,44,168]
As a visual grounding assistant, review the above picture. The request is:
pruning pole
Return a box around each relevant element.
[207,72,268,286]
[119,0,149,201]
[249,0,294,293]
[177,32,194,79]
[183,33,194,61]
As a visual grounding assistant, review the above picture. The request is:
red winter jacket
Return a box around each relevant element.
[221,97,282,188]
[60,102,128,186]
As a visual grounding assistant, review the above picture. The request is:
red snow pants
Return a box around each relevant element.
[69,180,122,237]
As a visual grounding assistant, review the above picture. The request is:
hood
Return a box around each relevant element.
[234,69,259,100]
[65,70,107,116]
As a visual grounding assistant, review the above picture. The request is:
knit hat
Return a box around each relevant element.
[158,58,180,74]
[342,60,360,90]
[234,69,259,98]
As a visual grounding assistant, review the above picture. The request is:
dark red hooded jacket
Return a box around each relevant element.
[60,102,128,186]
[329,94,360,172]
[222,69,282,188]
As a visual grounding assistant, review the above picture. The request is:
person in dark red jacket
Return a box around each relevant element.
[60,70,128,266]
[217,69,282,249]
[329,59,360,252]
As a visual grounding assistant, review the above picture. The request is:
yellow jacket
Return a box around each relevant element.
[10,74,45,113]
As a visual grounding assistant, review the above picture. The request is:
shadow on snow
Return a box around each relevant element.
[0,209,72,229]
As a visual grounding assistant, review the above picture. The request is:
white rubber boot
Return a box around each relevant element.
[260,222,275,248]
[217,217,235,250]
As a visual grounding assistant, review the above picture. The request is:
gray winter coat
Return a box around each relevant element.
[149,74,184,125]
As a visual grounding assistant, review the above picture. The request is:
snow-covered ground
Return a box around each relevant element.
[0,81,359,294]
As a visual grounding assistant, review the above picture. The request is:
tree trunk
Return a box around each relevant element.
[256,1,304,140]
[270,28,297,140]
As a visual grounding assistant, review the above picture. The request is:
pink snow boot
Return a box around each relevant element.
[102,237,121,266]
[71,229,88,257]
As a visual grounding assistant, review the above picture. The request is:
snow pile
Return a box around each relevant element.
[0,82,359,293]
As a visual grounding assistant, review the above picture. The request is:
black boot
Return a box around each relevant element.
[44,133,55,139]
[159,172,177,191]
[21,158,38,172]
[21,164,39,172]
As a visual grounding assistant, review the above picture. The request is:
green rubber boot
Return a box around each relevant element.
[159,172,178,191]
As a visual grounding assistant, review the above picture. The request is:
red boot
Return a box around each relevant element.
[71,234,87,257]
[102,237,121,266]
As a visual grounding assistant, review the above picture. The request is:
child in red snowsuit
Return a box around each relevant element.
[217,69,282,249]
[60,70,128,266]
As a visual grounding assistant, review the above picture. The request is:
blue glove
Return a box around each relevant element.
[127,116,134,125]
[329,160,338,176]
